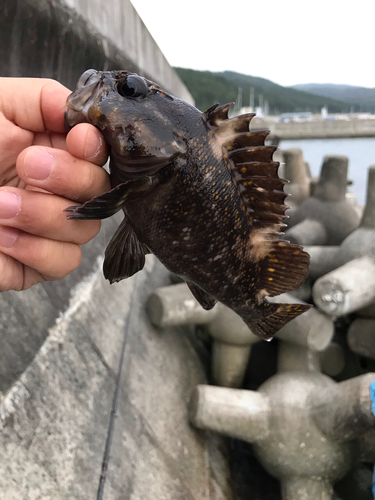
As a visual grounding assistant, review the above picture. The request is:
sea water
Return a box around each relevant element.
[280,137,375,206]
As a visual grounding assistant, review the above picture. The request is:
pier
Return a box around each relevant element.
[253,117,375,140]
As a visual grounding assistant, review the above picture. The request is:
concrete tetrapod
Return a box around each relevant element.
[334,164,375,269]
[312,256,375,317]
[303,165,375,283]
[303,245,340,281]
[282,148,311,207]
[285,155,360,246]
[347,319,375,360]
[147,283,334,387]
[190,344,375,500]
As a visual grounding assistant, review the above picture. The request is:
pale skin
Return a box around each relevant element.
[0,78,111,291]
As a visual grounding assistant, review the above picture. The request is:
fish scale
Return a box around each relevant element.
[126,157,247,292]
[65,69,311,339]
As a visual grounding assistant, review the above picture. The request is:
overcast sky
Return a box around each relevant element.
[130,0,374,89]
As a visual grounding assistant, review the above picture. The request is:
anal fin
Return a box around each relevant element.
[247,302,311,340]
[187,282,217,310]
[103,217,149,284]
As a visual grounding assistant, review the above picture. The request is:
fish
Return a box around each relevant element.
[64,69,310,340]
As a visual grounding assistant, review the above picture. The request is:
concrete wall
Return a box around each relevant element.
[62,0,193,102]
[0,1,232,499]
[0,0,193,102]
[0,221,231,499]
[254,117,375,140]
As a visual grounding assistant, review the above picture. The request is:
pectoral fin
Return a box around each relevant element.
[65,182,132,220]
[187,282,217,310]
[103,217,149,284]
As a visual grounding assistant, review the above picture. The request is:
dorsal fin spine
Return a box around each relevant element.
[210,111,296,257]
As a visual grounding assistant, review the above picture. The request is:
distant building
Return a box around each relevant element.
[279,112,313,123]
[321,106,328,120]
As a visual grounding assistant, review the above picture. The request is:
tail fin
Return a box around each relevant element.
[246,302,311,340]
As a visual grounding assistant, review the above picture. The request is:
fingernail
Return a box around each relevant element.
[0,192,21,219]
[0,226,19,247]
[24,149,55,180]
[84,131,102,159]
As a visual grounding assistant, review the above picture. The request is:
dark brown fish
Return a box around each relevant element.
[65,69,310,340]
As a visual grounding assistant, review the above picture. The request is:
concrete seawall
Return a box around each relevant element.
[0,0,193,101]
[253,118,375,140]
[0,236,231,499]
[62,0,193,103]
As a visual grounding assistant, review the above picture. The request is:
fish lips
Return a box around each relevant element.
[64,107,88,132]
[64,70,102,132]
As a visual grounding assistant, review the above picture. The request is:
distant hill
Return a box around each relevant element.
[174,68,353,114]
[292,83,375,113]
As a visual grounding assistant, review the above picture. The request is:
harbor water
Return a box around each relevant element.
[280,137,375,206]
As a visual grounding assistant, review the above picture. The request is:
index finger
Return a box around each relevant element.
[17,146,111,202]
[0,77,71,134]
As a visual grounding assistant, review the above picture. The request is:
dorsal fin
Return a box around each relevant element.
[229,145,276,163]
[206,107,289,231]
[208,108,310,295]
[215,113,256,135]
[224,130,270,149]
[204,103,219,115]
[205,102,234,126]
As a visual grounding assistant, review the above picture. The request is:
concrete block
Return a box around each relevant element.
[286,218,328,246]
[277,341,321,373]
[311,373,375,442]
[314,155,349,202]
[313,256,375,317]
[347,319,375,360]
[302,166,375,288]
[190,371,375,500]
[286,156,360,246]
[148,284,333,388]
[269,293,334,352]
[190,386,270,443]
[303,245,340,281]
[190,330,375,500]
[147,283,218,328]
[320,342,346,377]
[282,148,310,207]
[334,165,375,268]
[360,165,375,230]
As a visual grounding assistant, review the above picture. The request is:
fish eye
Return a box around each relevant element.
[117,75,148,98]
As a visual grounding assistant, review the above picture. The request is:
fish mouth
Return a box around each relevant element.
[65,69,103,132]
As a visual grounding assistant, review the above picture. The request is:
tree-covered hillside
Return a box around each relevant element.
[292,83,375,113]
[175,67,353,114]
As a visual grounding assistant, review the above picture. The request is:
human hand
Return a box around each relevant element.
[0,78,110,292]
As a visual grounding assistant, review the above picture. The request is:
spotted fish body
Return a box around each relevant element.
[65,69,310,339]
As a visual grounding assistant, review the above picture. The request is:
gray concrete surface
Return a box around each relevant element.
[0,246,232,500]
[62,0,193,102]
[0,0,193,101]
[254,117,375,140]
